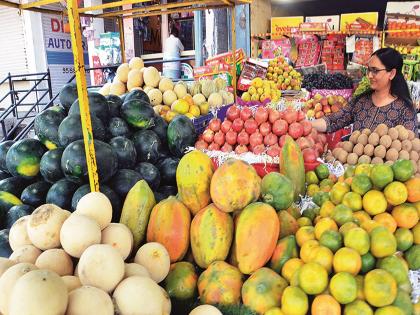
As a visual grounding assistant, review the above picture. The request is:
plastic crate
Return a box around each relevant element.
[192,112,214,134]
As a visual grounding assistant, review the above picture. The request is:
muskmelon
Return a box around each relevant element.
[116,63,130,83]
[127,69,143,91]
[35,249,73,276]
[67,286,114,315]
[159,77,174,93]
[110,81,126,96]
[101,223,133,260]
[9,245,41,264]
[148,88,163,106]
[143,67,160,88]
[61,275,82,292]
[124,263,150,279]
[174,83,187,99]
[129,57,144,70]
[134,242,170,283]
[163,90,177,106]
[9,215,32,251]
[75,192,112,230]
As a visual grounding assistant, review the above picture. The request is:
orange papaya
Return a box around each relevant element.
[146,196,191,262]
[242,267,288,314]
[235,202,280,274]
[190,204,234,268]
[197,261,243,305]
[280,135,306,200]
[270,235,299,273]
[278,210,299,238]
[210,159,261,213]
[164,262,198,300]
[176,150,214,215]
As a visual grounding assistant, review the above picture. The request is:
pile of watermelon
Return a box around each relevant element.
[0,83,197,234]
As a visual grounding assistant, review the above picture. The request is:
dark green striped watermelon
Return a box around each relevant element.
[69,92,110,124]
[108,117,131,138]
[106,94,123,117]
[0,191,22,228]
[0,141,14,172]
[155,185,177,202]
[6,205,33,228]
[59,82,78,110]
[121,99,155,129]
[0,176,33,196]
[0,172,10,181]
[46,178,79,209]
[135,162,160,190]
[157,157,179,186]
[109,169,142,198]
[58,114,106,147]
[40,148,64,183]
[167,115,196,157]
[21,181,51,207]
[6,139,47,179]
[131,130,162,164]
[109,136,137,169]
[0,229,12,257]
[124,89,150,104]
[34,106,67,150]
[151,115,168,145]
[61,139,118,184]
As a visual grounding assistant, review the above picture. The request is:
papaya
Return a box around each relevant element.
[234,202,280,274]
[378,256,411,293]
[241,267,288,314]
[278,210,299,238]
[146,196,191,262]
[164,261,198,300]
[197,261,243,305]
[261,172,294,211]
[210,159,261,213]
[280,136,306,200]
[190,204,233,269]
[176,150,214,215]
[119,180,156,250]
[270,235,299,273]
[370,226,397,258]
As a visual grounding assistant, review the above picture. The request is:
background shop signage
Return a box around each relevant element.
[42,14,90,96]
[340,12,378,32]
[305,15,340,31]
[271,16,304,39]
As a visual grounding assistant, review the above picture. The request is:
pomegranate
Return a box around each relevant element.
[213,131,225,146]
[232,118,244,133]
[315,142,324,155]
[267,145,280,157]
[235,145,248,154]
[259,122,271,137]
[268,109,281,124]
[279,135,287,147]
[208,118,221,132]
[252,144,266,155]
[237,130,250,146]
[240,107,253,121]
[288,122,304,139]
[225,130,237,145]
[244,119,258,134]
[297,110,306,122]
[220,119,232,133]
[255,107,269,125]
[221,143,233,152]
[283,109,298,124]
[208,142,220,151]
[226,105,240,121]
[272,119,289,136]
[301,120,312,136]
[264,133,278,146]
[302,148,318,163]
[195,140,208,150]
[249,132,263,147]
[296,137,311,150]
[202,129,214,143]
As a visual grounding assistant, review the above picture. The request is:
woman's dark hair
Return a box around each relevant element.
[170,26,179,38]
[371,47,413,109]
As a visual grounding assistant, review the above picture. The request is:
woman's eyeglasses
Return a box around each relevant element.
[367,67,388,75]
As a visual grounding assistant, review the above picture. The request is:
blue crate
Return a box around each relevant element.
[192,112,214,134]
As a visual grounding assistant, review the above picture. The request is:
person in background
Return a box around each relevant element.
[163,25,184,80]
[311,48,418,135]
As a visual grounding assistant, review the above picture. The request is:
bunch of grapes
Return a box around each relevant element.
[302,73,353,90]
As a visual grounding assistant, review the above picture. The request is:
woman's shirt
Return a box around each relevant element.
[324,94,418,134]
[163,35,184,71]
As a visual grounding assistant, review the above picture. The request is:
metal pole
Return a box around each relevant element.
[47,68,53,100]
[118,17,126,63]
[194,10,203,67]
[67,0,100,192]
[231,6,237,98]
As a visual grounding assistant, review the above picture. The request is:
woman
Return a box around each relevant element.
[311,48,418,135]
[163,25,184,80]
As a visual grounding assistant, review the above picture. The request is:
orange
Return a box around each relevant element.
[320,200,335,218]
[319,230,343,252]
[315,218,338,240]
[362,190,387,216]
[360,220,382,233]
[383,182,408,206]
[307,184,320,197]
[342,192,363,211]
[300,239,320,263]
[351,174,373,196]
[296,226,315,247]
[405,178,420,202]
[310,246,334,273]
[391,203,419,229]
[373,213,397,233]
[394,228,414,251]
[339,222,359,235]
[264,307,284,315]
[364,269,397,307]
[333,247,362,275]
[374,306,404,315]
[413,201,420,216]
[355,164,372,177]
[353,211,371,224]
[182,94,194,107]
[298,262,329,295]
[311,294,341,315]
[329,272,358,304]
[281,258,304,283]
[297,217,312,227]
[281,286,308,315]
[413,223,420,245]
[344,300,373,315]
[370,164,394,189]
[330,182,351,205]
[355,275,365,300]
[344,227,370,255]
[361,252,376,274]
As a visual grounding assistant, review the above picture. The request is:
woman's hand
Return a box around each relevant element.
[310,119,327,133]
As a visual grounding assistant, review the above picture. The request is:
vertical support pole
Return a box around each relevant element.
[118,17,126,63]
[194,10,203,67]
[68,0,99,192]
[231,6,236,98]
[47,68,53,100]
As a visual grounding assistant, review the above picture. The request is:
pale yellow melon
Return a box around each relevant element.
[124,263,150,279]
[174,83,188,99]
[163,90,177,106]
[8,269,68,315]
[9,245,42,264]
[193,93,206,106]
[159,77,174,93]
[143,67,160,88]
[161,287,171,315]
[0,258,16,277]
[35,249,73,276]
[101,223,133,260]
[75,192,112,230]
[134,242,170,283]
[60,213,102,258]
[61,275,82,293]
[110,81,126,96]
[143,86,153,94]
[78,244,125,293]
[148,88,163,106]
[116,63,130,83]
[9,215,32,251]
[127,68,143,91]
[66,286,114,315]
[189,305,223,315]
[99,83,112,96]
[26,204,69,250]
[129,57,144,70]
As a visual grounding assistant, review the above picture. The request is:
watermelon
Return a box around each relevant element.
[106,94,123,117]
[124,89,150,104]
[6,139,47,179]
[0,172,10,181]
[58,114,106,147]
[135,162,161,190]
[0,177,33,196]
[0,140,14,172]
[0,191,22,228]
[108,117,131,138]
[0,229,12,257]
[71,184,121,221]
[61,139,118,184]
[46,178,79,209]
[59,82,78,110]
[121,99,155,129]
[40,148,64,183]
[155,186,177,202]
[109,169,143,198]
[167,115,197,157]
[157,157,179,186]
[151,115,168,144]
[69,92,110,123]
[34,106,67,150]
[131,130,162,164]
[120,93,127,103]
[6,205,34,228]
[21,181,51,207]
[109,136,137,169]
